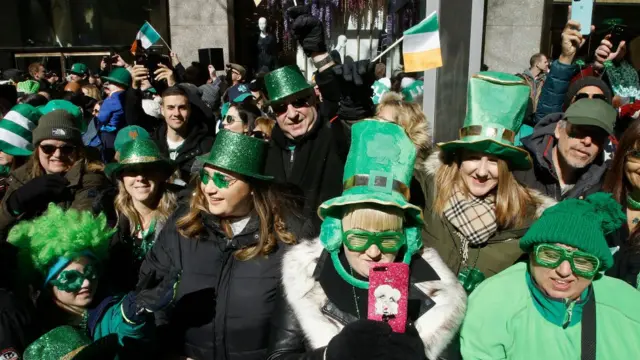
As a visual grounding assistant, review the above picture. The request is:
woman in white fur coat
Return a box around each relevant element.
[266,120,466,360]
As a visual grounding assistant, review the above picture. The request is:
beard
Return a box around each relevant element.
[558,146,595,170]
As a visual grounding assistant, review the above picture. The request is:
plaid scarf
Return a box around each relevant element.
[443,188,497,246]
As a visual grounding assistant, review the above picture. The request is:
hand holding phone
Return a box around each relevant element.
[367,263,409,333]
[571,0,594,36]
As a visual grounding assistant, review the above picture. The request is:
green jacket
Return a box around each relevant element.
[0,159,107,235]
[420,152,556,277]
[460,263,640,359]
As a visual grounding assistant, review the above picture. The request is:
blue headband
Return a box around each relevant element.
[43,250,96,288]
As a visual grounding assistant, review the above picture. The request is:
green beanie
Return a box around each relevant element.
[520,193,625,271]
[0,104,41,156]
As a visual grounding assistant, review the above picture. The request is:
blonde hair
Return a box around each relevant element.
[114,180,177,234]
[82,84,102,101]
[433,151,539,229]
[376,92,431,163]
[342,203,404,232]
[176,179,297,261]
[253,116,276,137]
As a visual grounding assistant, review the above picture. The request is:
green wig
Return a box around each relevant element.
[8,204,115,284]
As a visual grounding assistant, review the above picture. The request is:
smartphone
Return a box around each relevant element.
[367,263,409,333]
[571,0,594,36]
[609,25,627,52]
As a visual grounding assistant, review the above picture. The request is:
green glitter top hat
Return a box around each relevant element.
[23,325,120,360]
[105,139,175,179]
[197,130,273,180]
[264,65,313,104]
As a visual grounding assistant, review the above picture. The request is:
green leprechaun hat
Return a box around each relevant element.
[264,65,313,104]
[438,71,532,170]
[69,63,88,75]
[102,67,132,89]
[318,120,423,289]
[105,139,176,179]
[198,130,273,180]
[0,104,41,156]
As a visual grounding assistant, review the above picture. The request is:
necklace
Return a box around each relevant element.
[628,195,640,210]
[78,310,88,331]
[349,265,361,319]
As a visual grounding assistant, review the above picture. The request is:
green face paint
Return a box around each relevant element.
[200,169,211,185]
[50,264,98,293]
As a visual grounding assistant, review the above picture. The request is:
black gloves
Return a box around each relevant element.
[122,269,181,324]
[325,320,425,360]
[6,174,71,216]
[288,6,327,56]
[333,57,376,121]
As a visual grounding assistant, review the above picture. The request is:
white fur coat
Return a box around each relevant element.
[281,239,467,360]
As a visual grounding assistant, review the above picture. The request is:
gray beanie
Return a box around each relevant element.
[32,110,82,145]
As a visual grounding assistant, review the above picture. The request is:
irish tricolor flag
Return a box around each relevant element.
[130,22,162,54]
[402,11,442,73]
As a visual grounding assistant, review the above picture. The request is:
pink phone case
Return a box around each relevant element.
[367,262,409,333]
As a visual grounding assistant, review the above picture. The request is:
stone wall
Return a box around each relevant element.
[483,0,546,74]
[168,0,232,66]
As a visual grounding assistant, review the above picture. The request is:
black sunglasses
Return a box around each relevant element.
[574,93,607,101]
[40,144,76,156]
[271,96,311,115]
[251,131,267,140]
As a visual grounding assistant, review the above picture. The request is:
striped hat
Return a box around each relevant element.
[0,104,41,156]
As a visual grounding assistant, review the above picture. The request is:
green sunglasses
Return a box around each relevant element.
[342,229,406,253]
[49,264,98,293]
[534,244,600,278]
[199,169,236,189]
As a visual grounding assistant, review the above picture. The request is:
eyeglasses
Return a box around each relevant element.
[225,115,242,125]
[200,169,237,189]
[574,93,607,101]
[49,264,98,293]
[40,144,76,156]
[270,96,311,115]
[342,229,406,253]
[533,244,600,278]
[251,131,267,140]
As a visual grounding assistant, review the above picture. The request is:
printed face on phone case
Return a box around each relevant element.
[374,284,401,316]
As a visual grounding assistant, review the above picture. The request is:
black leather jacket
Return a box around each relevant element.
[267,251,449,360]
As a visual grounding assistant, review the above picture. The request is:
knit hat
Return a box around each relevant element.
[114,125,151,153]
[32,110,82,145]
[563,76,613,110]
[520,193,625,271]
[16,80,40,95]
[0,104,41,156]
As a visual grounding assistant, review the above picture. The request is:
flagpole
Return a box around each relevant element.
[372,36,404,62]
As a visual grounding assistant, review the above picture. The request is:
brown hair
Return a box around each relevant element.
[28,62,43,77]
[374,63,387,79]
[252,117,276,137]
[176,178,298,261]
[377,92,431,164]
[433,151,539,229]
[603,118,640,242]
[115,180,177,234]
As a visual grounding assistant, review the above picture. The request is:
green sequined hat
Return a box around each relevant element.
[197,130,273,180]
[264,65,313,104]
[105,139,175,179]
[23,325,120,360]
[318,120,424,289]
[437,71,533,170]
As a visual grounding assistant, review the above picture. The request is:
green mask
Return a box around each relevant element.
[49,264,98,293]
[0,165,10,177]
[342,229,406,253]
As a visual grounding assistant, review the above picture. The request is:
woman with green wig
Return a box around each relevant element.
[8,204,179,358]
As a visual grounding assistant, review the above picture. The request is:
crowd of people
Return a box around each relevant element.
[0,5,639,360]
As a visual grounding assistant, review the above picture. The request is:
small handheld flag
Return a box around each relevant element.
[131,22,165,54]
[402,11,442,73]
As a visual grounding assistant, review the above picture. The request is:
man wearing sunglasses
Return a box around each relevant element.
[461,193,640,359]
[517,99,616,201]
